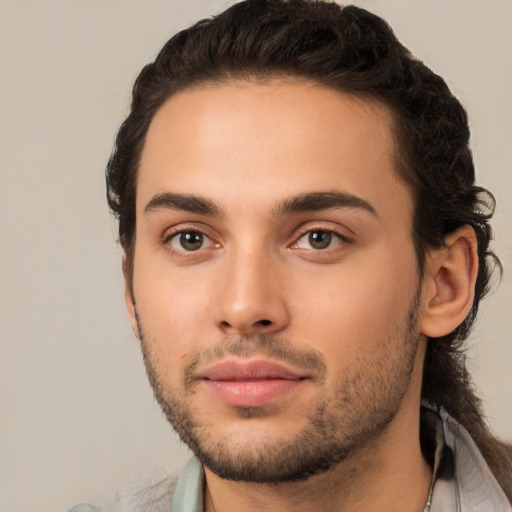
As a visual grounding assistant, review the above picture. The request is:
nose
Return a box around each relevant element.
[214,249,289,337]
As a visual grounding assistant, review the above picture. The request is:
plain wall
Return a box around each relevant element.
[1,1,510,511]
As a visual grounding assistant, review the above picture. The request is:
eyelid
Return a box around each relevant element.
[162,223,221,255]
[290,222,354,248]
[160,221,353,256]
[163,222,217,241]
[168,231,215,251]
[292,232,349,254]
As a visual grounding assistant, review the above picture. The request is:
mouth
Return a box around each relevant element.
[197,359,308,408]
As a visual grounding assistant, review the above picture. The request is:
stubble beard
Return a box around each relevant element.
[136,295,421,484]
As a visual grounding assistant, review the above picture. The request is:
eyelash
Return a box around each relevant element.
[291,227,352,251]
[163,227,218,256]
[162,225,353,257]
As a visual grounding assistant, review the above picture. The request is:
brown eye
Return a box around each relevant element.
[294,229,346,251]
[308,231,332,249]
[169,231,208,251]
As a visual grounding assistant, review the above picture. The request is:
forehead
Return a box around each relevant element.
[138,79,412,222]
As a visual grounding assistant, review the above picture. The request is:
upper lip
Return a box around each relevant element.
[197,359,307,381]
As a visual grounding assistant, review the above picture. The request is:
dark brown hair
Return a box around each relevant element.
[106,0,510,496]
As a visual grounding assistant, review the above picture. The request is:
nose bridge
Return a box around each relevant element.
[216,239,288,335]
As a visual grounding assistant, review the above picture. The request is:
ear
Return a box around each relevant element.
[122,254,140,339]
[419,225,479,338]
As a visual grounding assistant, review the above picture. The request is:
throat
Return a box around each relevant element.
[203,446,432,512]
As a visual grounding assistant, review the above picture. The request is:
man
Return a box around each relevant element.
[69,1,511,510]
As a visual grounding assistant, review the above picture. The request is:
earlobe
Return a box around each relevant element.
[122,254,140,339]
[420,225,478,338]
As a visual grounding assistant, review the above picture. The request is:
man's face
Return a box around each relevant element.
[128,80,425,482]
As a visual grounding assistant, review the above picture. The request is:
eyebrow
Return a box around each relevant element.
[274,191,378,218]
[143,190,377,218]
[144,192,222,216]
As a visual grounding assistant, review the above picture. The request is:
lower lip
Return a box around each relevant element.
[203,379,303,408]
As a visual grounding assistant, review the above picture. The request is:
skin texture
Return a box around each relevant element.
[125,80,478,512]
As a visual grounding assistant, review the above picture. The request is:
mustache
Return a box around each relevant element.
[183,334,328,385]
[134,309,327,385]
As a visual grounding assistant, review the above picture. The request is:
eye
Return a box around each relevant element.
[294,230,345,250]
[167,230,214,252]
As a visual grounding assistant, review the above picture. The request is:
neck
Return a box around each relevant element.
[203,403,432,512]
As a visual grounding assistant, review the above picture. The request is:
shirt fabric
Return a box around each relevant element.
[67,407,511,512]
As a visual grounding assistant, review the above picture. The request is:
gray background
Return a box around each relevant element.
[1,1,511,511]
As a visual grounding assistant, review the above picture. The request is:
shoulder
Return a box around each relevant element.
[66,506,100,512]
[65,470,179,512]
[434,407,512,510]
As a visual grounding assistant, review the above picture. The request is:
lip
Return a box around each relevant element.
[197,359,307,408]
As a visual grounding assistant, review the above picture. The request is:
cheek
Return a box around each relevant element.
[134,250,212,319]
[292,248,418,360]
[133,262,216,366]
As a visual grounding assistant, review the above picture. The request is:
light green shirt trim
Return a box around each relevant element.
[171,457,204,512]
[67,505,99,512]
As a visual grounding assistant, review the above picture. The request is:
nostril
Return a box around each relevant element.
[219,318,275,332]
